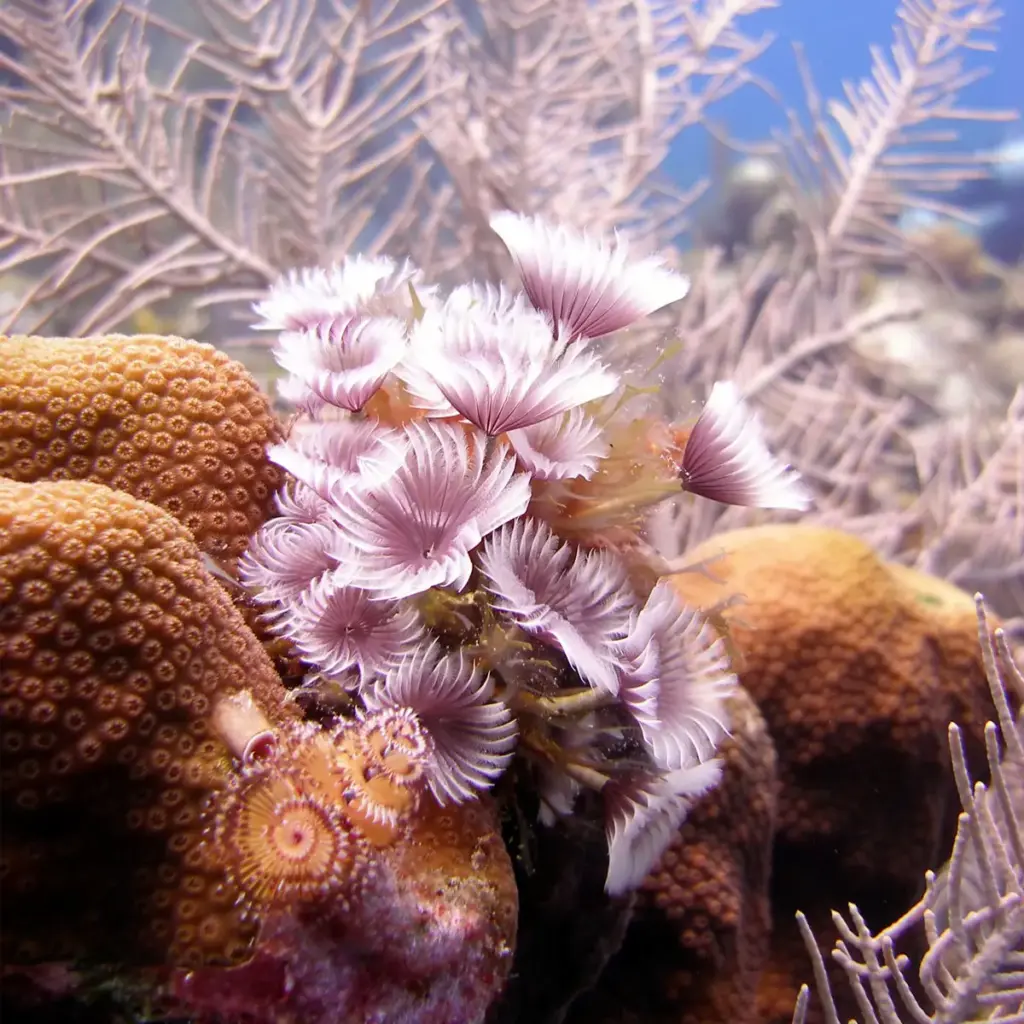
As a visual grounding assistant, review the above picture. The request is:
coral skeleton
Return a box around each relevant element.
[239,212,812,892]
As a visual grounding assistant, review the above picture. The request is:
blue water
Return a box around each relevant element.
[664,0,1023,187]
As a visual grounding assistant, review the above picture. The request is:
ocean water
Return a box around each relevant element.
[664,0,1023,189]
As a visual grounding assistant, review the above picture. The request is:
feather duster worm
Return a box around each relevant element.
[239,211,811,893]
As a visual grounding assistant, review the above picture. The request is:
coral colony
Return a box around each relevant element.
[239,212,811,895]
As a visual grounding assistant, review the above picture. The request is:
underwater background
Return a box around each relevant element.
[670,0,1023,154]
[1,2,1024,1023]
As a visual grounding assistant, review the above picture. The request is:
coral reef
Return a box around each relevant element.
[2,216,1011,1023]
[1,0,1020,1021]
[0,334,284,562]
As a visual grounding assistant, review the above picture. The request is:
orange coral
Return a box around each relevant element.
[640,688,777,1024]
[0,474,519,1021]
[904,221,999,290]
[176,786,518,1024]
[380,791,519,987]
[668,524,993,867]
[206,708,441,915]
[0,477,295,968]
[0,334,285,561]
[328,711,430,845]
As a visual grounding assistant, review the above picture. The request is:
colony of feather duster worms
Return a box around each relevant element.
[240,211,812,894]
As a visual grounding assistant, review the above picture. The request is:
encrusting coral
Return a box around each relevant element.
[177,791,517,1024]
[0,334,285,563]
[666,523,998,1023]
[179,716,518,1024]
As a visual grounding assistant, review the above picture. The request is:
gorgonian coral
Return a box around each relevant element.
[239,213,812,892]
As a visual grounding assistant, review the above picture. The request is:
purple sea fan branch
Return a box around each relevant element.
[478,517,635,696]
[267,419,408,505]
[508,408,610,480]
[681,381,813,510]
[332,421,532,600]
[274,315,408,413]
[604,762,723,895]
[399,289,619,435]
[489,211,691,340]
[615,580,736,770]
[252,257,432,331]
[277,568,425,687]
[238,519,339,606]
[364,642,518,804]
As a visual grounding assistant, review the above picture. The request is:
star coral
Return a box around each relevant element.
[0,334,285,562]
[668,523,996,876]
[0,477,294,969]
[569,687,778,1024]
[665,523,998,1022]
[1,473,519,1023]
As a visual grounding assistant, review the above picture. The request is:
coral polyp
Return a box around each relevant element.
[0,334,284,563]
[332,724,422,842]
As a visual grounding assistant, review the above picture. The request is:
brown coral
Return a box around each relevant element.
[0,334,285,562]
[567,686,779,1024]
[665,524,996,1023]
[0,477,295,968]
